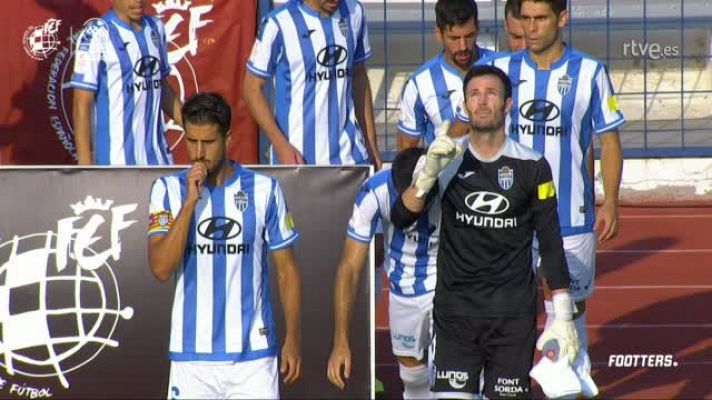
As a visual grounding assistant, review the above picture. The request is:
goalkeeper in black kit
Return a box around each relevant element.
[392,65,579,399]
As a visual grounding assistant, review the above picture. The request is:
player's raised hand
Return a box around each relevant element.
[186,162,207,204]
[414,121,464,198]
[280,338,302,385]
[326,341,352,390]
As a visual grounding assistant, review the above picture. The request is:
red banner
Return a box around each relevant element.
[0,0,258,165]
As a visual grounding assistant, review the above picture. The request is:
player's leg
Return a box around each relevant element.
[390,291,434,399]
[222,356,279,399]
[430,311,481,399]
[563,232,598,397]
[482,316,536,400]
[167,361,221,400]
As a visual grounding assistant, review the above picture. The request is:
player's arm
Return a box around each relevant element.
[72,88,95,165]
[396,78,424,151]
[147,163,206,282]
[242,72,304,164]
[327,237,369,389]
[530,157,579,362]
[353,63,382,169]
[596,132,622,242]
[591,64,625,242]
[272,246,303,385]
[244,17,304,165]
[161,81,183,127]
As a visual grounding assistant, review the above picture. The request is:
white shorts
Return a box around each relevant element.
[533,232,596,301]
[389,291,434,360]
[167,356,279,399]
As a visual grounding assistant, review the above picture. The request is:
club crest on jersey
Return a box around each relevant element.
[498,166,514,190]
[149,28,160,47]
[338,18,348,37]
[235,191,249,212]
[557,74,573,96]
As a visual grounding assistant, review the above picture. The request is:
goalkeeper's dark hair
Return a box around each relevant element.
[392,147,427,194]
[518,0,567,15]
[182,92,231,136]
[463,65,512,101]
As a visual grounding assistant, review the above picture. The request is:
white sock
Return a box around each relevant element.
[573,311,599,398]
[573,310,589,352]
[400,363,430,399]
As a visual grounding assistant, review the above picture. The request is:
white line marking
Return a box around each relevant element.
[598,249,712,254]
[585,324,712,329]
[596,285,712,289]
[377,323,712,332]
[620,214,712,219]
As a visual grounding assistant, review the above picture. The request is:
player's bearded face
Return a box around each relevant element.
[465,76,509,133]
[438,19,478,71]
[185,123,229,176]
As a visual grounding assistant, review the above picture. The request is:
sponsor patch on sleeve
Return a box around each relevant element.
[285,212,295,230]
[148,210,174,233]
[607,95,620,112]
[538,181,556,200]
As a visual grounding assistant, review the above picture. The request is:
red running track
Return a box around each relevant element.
[375,206,712,399]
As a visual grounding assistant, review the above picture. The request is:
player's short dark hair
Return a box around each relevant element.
[463,65,512,101]
[392,147,426,194]
[435,0,479,32]
[182,92,231,136]
[518,0,567,16]
[505,0,521,19]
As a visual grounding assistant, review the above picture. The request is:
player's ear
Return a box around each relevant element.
[557,9,569,29]
[504,97,513,114]
[224,130,232,146]
[434,25,443,43]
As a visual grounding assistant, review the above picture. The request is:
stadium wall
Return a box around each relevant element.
[595,158,712,206]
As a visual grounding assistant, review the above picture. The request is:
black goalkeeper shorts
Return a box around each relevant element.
[430,311,537,399]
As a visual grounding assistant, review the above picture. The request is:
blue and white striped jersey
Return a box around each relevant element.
[347,169,440,297]
[69,10,172,165]
[148,162,299,362]
[247,0,372,165]
[458,47,625,236]
[397,47,495,147]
